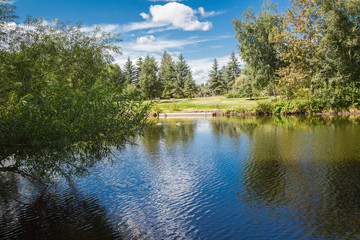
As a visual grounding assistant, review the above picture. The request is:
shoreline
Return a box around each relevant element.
[151,110,360,118]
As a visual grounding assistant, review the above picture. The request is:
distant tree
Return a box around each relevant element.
[134,57,143,86]
[159,51,176,98]
[225,52,241,92]
[107,64,126,90]
[184,74,197,98]
[123,57,136,85]
[233,0,283,97]
[138,56,161,99]
[197,83,210,97]
[173,54,191,98]
[208,58,226,95]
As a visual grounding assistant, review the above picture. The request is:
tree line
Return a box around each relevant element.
[233,0,360,109]
[119,51,244,99]
[117,52,196,99]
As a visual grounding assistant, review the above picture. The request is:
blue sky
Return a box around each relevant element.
[14,0,290,84]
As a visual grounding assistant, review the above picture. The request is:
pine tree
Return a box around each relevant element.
[138,56,161,99]
[134,57,143,86]
[208,58,226,95]
[123,57,136,85]
[225,52,241,92]
[173,54,191,98]
[184,73,197,98]
[159,51,176,98]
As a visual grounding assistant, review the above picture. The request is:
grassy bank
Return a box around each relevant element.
[150,96,360,116]
[150,96,262,113]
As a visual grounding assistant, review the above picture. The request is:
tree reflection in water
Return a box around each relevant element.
[210,116,360,239]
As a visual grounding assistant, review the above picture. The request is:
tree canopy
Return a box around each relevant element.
[0,4,149,182]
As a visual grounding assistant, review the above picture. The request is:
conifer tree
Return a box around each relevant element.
[159,51,176,98]
[225,52,241,91]
[123,57,136,85]
[173,54,191,98]
[134,57,143,86]
[208,58,226,95]
[138,56,161,99]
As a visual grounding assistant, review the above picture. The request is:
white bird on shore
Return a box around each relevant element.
[176,122,182,126]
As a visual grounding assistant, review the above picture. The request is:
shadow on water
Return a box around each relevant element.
[0,175,131,240]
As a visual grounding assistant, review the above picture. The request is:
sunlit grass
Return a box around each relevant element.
[149,96,266,112]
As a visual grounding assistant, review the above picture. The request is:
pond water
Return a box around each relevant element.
[1,116,360,239]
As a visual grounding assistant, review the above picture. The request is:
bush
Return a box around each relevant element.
[255,101,273,114]
[230,106,250,113]
[169,103,179,112]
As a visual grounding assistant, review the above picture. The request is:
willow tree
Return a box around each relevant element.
[0,4,149,181]
[233,0,283,97]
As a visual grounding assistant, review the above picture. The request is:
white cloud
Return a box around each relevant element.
[136,35,156,44]
[124,35,208,52]
[122,35,232,53]
[150,3,212,31]
[122,2,212,32]
[188,55,245,84]
[197,7,221,18]
[140,12,150,20]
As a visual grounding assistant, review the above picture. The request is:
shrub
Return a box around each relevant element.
[255,101,273,114]
[169,103,179,112]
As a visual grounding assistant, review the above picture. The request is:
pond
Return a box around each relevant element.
[1,116,360,239]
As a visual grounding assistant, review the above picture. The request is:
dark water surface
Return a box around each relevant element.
[1,116,360,239]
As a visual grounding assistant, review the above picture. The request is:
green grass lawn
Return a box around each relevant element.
[150,96,266,113]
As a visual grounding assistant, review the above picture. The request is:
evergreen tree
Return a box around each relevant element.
[123,57,136,85]
[159,51,176,98]
[138,56,161,99]
[184,73,197,98]
[208,58,226,95]
[134,57,143,86]
[173,54,191,98]
[225,52,241,92]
